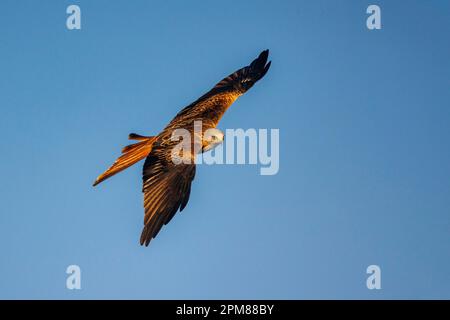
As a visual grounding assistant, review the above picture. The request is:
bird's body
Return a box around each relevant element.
[94,50,271,246]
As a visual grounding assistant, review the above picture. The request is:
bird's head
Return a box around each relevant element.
[202,128,224,152]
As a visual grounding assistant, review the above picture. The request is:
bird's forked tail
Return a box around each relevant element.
[93,134,157,186]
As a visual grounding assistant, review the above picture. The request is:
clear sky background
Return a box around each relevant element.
[0,0,449,299]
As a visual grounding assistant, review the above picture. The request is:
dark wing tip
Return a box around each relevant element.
[244,49,271,86]
[258,49,269,60]
[260,49,269,61]
[140,227,152,246]
[209,49,271,94]
[140,240,150,247]
[261,60,271,78]
[250,49,269,70]
[258,49,269,62]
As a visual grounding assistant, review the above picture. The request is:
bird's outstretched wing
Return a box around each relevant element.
[168,49,272,129]
[140,143,196,246]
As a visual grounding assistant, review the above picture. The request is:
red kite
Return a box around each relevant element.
[94,50,271,246]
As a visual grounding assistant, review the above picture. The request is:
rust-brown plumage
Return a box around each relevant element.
[93,50,271,246]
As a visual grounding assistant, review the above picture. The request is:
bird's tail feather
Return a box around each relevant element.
[93,135,156,186]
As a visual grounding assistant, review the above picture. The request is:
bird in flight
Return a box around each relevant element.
[93,50,271,246]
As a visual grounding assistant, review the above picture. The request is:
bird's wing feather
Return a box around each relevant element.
[169,50,271,128]
[140,143,196,246]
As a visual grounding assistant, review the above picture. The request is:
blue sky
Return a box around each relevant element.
[0,0,449,299]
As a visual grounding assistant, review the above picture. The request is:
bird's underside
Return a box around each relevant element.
[93,50,271,246]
